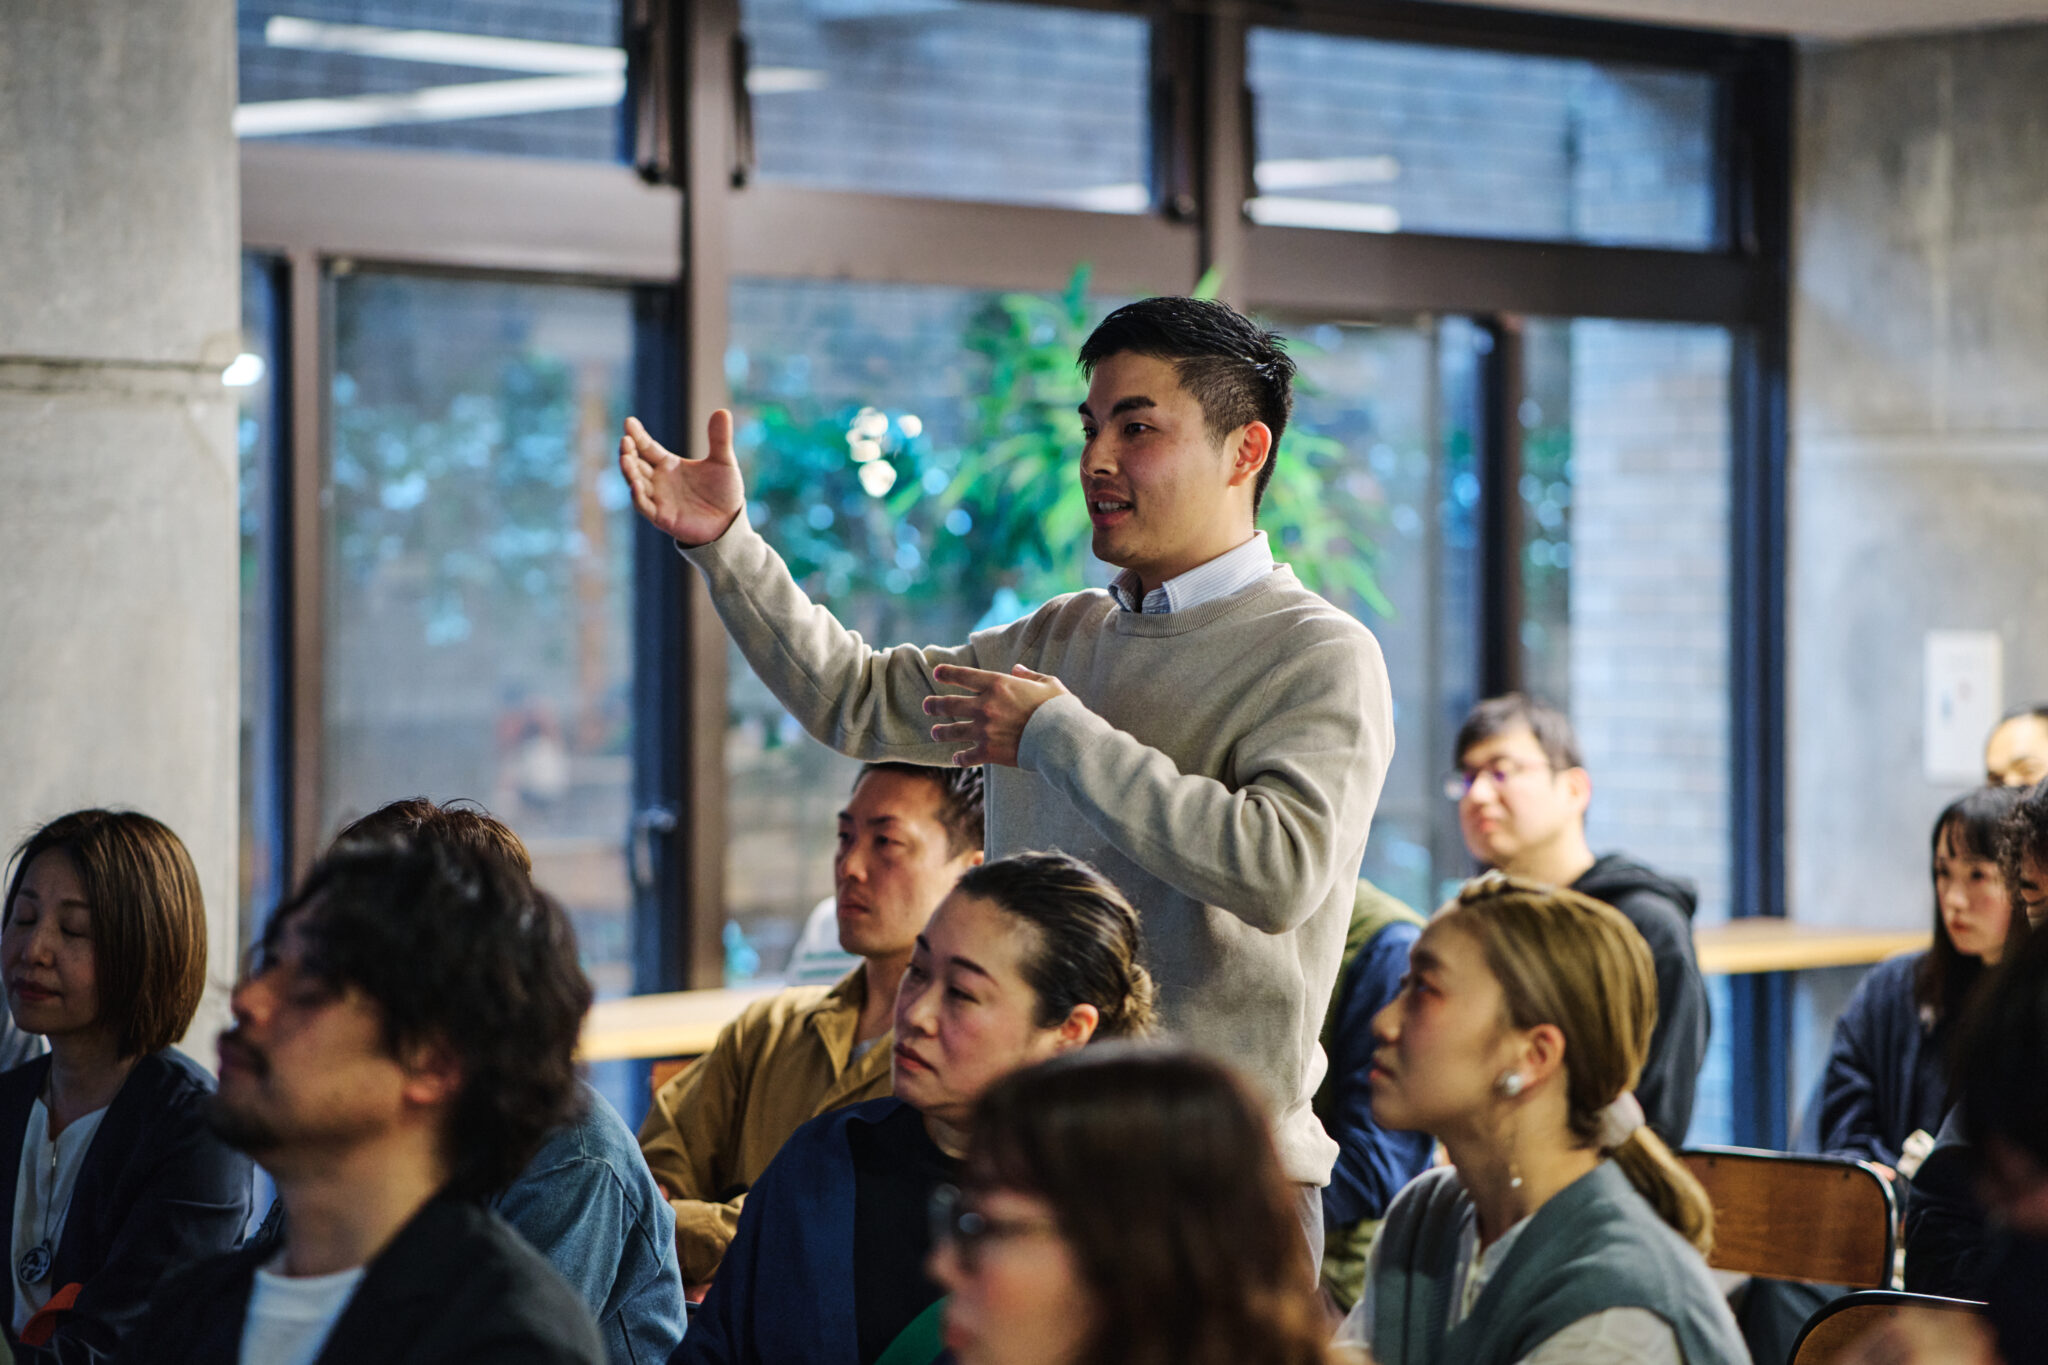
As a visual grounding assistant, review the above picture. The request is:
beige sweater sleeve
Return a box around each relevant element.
[679,514,1002,763]
[1015,617,1394,933]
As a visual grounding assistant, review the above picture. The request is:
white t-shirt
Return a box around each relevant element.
[238,1253,366,1365]
[11,1097,110,1333]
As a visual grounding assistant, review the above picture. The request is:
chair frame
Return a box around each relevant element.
[1679,1144,1899,1287]
[1788,1289,1987,1365]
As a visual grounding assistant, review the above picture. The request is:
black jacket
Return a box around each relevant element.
[0,1050,251,1364]
[1573,854,1710,1146]
[1904,1107,1991,1298]
[136,1195,603,1365]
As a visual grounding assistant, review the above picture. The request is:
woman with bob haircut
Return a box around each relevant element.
[930,1045,1334,1365]
[1341,874,1745,1365]
[0,809,252,1359]
[680,851,1157,1365]
[1815,783,2026,1172]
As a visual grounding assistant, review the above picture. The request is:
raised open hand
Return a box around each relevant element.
[618,410,747,548]
[922,664,1071,767]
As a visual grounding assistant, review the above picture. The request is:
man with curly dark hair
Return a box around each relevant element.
[138,838,604,1364]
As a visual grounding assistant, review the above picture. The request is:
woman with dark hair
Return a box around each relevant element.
[930,1047,1332,1365]
[0,809,252,1360]
[1814,783,2027,1172]
[1340,874,1745,1365]
[679,851,1157,1365]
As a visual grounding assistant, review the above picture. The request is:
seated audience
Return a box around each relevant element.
[931,1046,1332,1365]
[329,798,685,1364]
[0,810,252,1360]
[1846,917,2048,1365]
[1338,874,1746,1365]
[141,837,603,1363]
[1312,879,1432,1315]
[680,851,1156,1365]
[640,763,983,1290]
[1815,784,2026,1171]
[1905,780,2048,1298]
[1451,694,1709,1145]
[1985,705,2048,788]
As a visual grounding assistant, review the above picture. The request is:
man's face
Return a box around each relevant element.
[1455,725,1587,869]
[1078,352,1263,590]
[1987,716,2048,787]
[211,911,426,1170]
[834,771,980,964]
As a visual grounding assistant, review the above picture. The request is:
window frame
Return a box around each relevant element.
[238,0,1792,1139]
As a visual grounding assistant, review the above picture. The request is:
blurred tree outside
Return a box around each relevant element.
[729,266,1393,658]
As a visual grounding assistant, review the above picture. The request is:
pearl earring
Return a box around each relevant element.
[1498,1071,1526,1097]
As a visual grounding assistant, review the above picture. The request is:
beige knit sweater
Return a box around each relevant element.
[683,516,1394,1183]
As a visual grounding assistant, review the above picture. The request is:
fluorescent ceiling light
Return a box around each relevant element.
[1247,197,1402,233]
[746,67,830,94]
[263,16,624,73]
[235,73,625,137]
[1255,156,1401,191]
[1047,182,1150,213]
[263,17,820,89]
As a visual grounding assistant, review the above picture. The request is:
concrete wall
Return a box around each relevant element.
[0,0,243,1048]
[1792,25,2048,935]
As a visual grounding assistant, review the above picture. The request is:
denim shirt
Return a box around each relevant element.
[492,1081,688,1365]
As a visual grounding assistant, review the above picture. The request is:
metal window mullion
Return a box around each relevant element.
[282,249,328,893]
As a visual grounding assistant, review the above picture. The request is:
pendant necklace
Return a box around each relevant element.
[18,1103,73,1287]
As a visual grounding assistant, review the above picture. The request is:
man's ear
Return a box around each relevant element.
[398,1037,463,1110]
[1561,766,1593,818]
[1225,422,1273,490]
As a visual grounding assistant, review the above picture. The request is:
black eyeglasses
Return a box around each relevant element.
[1442,758,1551,802]
[927,1184,1059,1271]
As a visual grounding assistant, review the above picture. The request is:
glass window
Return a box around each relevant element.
[1519,316,1733,1144]
[236,1,626,162]
[234,255,287,949]
[724,275,1136,977]
[739,0,1150,211]
[1246,29,1720,250]
[324,269,641,1107]
[1276,317,1482,913]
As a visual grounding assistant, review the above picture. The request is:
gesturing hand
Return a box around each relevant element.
[618,410,747,548]
[922,665,1071,768]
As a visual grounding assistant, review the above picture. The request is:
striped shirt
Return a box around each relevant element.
[1108,531,1276,614]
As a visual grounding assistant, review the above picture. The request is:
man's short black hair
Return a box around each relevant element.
[854,762,985,858]
[1455,693,1585,772]
[1077,297,1295,515]
[260,836,592,1199]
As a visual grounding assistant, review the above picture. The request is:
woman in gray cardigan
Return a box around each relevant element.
[1336,874,1747,1365]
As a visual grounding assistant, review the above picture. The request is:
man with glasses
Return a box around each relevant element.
[1449,693,1709,1144]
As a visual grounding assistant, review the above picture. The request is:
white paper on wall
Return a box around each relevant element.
[1924,630,2005,784]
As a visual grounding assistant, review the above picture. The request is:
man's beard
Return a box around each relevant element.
[205,1092,283,1157]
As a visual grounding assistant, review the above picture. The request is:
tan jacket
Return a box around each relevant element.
[637,968,892,1283]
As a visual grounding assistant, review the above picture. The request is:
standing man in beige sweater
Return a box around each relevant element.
[619,298,1393,1262]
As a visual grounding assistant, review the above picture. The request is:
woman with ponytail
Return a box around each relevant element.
[1338,874,1744,1365]
[680,851,1157,1365]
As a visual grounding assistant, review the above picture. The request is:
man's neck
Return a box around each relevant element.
[854,953,909,1045]
[1501,830,1598,891]
[1126,527,1259,601]
[272,1137,448,1277]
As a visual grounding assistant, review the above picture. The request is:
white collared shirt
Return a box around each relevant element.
[1108,531,1276,615]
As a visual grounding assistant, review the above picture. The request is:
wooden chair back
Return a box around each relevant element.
[1790,1290,1985,1365]
[1680,1146,1897,1287]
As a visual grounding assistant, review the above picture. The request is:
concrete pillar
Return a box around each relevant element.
[0,0,242,1050]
